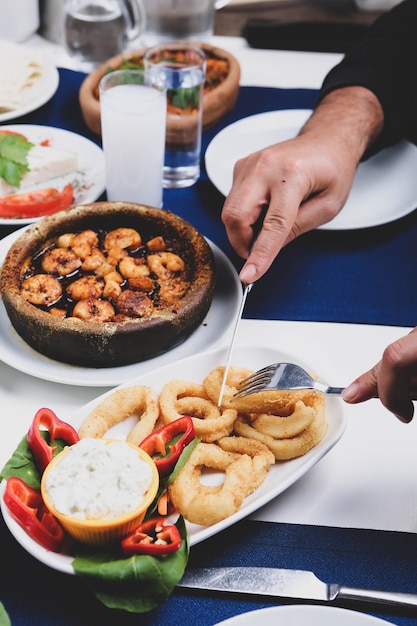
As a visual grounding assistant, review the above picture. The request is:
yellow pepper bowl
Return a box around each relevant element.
[41,439,159,547]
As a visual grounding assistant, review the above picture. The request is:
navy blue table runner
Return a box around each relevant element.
[2,518,417,625]
[3,68,417,328]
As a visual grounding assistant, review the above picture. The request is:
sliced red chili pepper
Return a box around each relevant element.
[27,407,79,473]
[121,517,181,556]
[139,416,195,477]
[4,476,65,552]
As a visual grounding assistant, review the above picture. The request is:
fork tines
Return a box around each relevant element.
[233,364,277,400]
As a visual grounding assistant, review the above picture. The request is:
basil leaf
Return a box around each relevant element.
[0,434,67,489]
[73,516,189,613]
[168,86,201,110]
[0,134,33,187]
[0,602,11,626]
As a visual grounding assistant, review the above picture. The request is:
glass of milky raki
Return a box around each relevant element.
[144,43,206,188]
[99,69,167,207]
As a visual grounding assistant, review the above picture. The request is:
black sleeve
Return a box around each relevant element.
[319,0,417,151]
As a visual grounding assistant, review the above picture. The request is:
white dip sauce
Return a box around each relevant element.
[45,438,153,520]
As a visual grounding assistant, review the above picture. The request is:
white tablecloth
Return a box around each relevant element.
[1,318,416,534]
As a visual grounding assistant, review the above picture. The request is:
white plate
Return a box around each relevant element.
[0,230,241,386]
[0,124,105,226]
[214,605,392,626]
[205,109,417,231]
[0,45,59,124]
[0,344,347,574]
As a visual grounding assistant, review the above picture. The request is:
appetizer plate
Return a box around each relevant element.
[0,344,347,575]
[0,43,60,124]
[0,232,241,385]
[214,605,392,626]
[0,124,105,226]
[205,109,417,230]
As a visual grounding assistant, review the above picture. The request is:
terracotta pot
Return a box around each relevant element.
[79,42,240,136]
[0,202,216,367]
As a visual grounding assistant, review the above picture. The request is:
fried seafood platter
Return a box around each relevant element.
[77,360,329,527]
[0,201,216,367]
[1,346,346,586]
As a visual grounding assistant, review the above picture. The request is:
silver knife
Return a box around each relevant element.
[217,282,253,407]
[177,567,417,609]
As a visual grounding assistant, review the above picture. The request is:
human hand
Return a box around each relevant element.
[221,87,384,284]
[221,132,357,283]
[342,327,417,423]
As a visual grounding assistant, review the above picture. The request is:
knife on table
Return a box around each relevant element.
[177,567,417,609]
[217,282,253,407]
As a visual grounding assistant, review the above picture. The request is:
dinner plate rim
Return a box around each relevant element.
[213,604,393,625]
[0,124,105,226]
[0,232,241,386]
[0,50,60,124]
[0,343,347,575]
[205,108,417,231]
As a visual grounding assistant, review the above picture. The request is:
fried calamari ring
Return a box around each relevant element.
[203,366,253,408]
[217,435,275,463]
[217,436,275,492]
[159,379,237,442]
[231,388,321,416]
[78,385,159,444]
[233,397,327,461]
[175,397,220,421]
[250,407,314,438]
[168,442,254,526]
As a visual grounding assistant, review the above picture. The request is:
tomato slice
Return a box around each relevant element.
[0,184,74,218]
[0,130,28,140]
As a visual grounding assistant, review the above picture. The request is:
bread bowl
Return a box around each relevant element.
[79,42,240,135]
[0,202,216,367]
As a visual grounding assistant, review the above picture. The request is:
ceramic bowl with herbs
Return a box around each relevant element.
[79,42,240,135]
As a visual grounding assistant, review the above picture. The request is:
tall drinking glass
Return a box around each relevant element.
[144,43,206,189]
[99,69,166,207]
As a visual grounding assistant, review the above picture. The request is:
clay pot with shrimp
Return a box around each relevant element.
[0,202,216,367]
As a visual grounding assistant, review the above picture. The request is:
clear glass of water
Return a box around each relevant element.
[144,43,206,189]
[63,0,141,72]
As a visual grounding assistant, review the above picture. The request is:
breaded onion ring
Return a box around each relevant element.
[78,385,159,444]
[203,366,253,408]
[168,442,254,526]
[159,379,237,442]
[234,397,327,461]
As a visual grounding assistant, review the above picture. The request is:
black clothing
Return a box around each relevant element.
[320,0,417,152]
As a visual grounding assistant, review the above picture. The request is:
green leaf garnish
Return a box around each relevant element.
[0,133,34,188]
[0,602,11,626]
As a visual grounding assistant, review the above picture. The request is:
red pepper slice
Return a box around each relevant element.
[121,517,181,556]
[0,184,74,218]
[27,407,79,473]
[139,416,195,477]
[4,476,65,552]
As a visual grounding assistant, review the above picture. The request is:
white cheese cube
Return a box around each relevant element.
[0,145,78,196]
